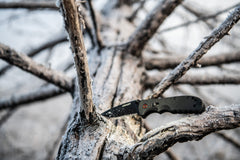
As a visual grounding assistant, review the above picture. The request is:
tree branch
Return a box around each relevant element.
[28,36,68,57]
[158,2,240,35]
[125,0,183,57]
[144,52,240,70]
[0,1,58,10]
[125,104,240,159]
[215,132,240,150]
[59,0,95,122]
[144,71,240,88]
[0,43,73,92]
[182,3,214,29]
[165,149,180,160]
[0,36,67,76]
[127,0,146,22]
[0,108,16,128]
[86,0,103,49]
[0,85,66,110]
[150,5,240,98]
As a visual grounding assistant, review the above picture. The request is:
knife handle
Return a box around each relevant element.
[138,96,205,118]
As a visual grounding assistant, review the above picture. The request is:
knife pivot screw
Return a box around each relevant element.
[143,104,148,109]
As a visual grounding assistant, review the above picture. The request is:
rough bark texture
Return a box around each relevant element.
[0,43,73,91]
[0,36,68,76]
[55,2,240,160]
[150,5,240,98]
[59,0,95,121]
[125,104,240,159]
[1,1,240,160]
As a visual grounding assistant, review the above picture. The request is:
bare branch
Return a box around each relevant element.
[159,3,240,35]
[127,1,146,22]
[59,0,95,122]
[0,85,66,111]
[0,1,58,10]
[86,0,103,49]
[145,70,240,88]
[28,36,68,57]
[0,108,16,128]
[165,149,180,160]
[144,51,240,70]
[0,36,67,76]
[215,132,240,150]
[182,3,214,29]
[125,0,183,57]
[126,105,240,159]
[150,5,240,98]
[0,43,73,91]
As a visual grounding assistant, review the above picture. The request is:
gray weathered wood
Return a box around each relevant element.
[0,43,73,92]
[150,5,240,98]
[124,104,240,159]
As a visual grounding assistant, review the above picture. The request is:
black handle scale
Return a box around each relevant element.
[138,96,205,118]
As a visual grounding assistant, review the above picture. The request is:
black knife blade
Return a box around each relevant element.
[101,100,140,118]
[101,96,205,118]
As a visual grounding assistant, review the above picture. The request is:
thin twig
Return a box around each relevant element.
[125,0,183,57]
[0,1,58,10]
[158,3,240,35]
[165,149,180,160]
[215,132,240,150]
[0,85,66,110]
[145,71,240,88]
[126,104,240,159]
[0,43,73,92]
[182,3,214,29]
[0,108,16,128]
[127,0,146,22]
[59,0,96,122]
[0,36,68,76]
[28,36,68,57]
[144,51,240,70]
[150,5,240,99]
[86,0,103,49]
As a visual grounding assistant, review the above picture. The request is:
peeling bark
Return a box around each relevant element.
[59,0,95,122]
[125,105,240,160]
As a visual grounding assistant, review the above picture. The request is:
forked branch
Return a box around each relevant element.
[0,36,67,76]
[0,43,73,91]
[126,0,183,56]
[150,5,240,98]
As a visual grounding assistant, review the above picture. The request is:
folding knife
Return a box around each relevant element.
[101,96,205,118]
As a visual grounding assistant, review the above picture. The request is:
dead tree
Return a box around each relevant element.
[0,0,240,160]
